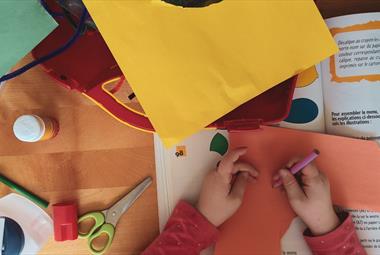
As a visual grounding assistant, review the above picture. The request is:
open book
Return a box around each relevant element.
[280,12,380,254]
[155,12,380,255]
[280,12,380,141]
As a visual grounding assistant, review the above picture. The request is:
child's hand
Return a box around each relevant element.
[273,160,340,236]
[197,147,259,227]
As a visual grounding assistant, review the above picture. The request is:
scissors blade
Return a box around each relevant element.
[105,177,152,226]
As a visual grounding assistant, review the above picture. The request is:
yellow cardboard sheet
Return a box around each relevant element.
[83,0,338,147]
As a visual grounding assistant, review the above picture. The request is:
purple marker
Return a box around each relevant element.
[273,149,320,188]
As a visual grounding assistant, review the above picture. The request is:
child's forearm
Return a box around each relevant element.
[304,212,367,255]
[142,201,219,255]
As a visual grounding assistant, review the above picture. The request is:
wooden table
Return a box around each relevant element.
[0,56,158,255]
[1,1,380,254]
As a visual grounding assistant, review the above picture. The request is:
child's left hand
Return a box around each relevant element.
[197,147,259,227]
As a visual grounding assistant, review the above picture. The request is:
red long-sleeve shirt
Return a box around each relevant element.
[142,201,366,255]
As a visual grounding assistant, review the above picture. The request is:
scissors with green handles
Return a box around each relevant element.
[78,177,152,255]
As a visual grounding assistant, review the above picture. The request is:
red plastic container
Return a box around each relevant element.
[211,77,296,131]
[32,0,296,133]
[52,203,78,242]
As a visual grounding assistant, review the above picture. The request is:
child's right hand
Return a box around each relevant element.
[273,160,340,236]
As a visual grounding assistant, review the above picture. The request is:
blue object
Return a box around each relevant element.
[284,98,319,124]
[1,217,25,255]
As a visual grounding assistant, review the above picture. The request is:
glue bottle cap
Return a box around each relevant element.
[13,115,45,142]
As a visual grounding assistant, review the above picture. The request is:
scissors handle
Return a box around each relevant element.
[88,223,115,255]
[78,211,105,238]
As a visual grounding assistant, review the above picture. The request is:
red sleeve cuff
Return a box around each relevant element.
[165,201,219,250]
[304,212,365,254]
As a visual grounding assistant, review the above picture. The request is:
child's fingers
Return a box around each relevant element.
[248,176,258,183]
[286,158,302,169]
[301,164,320,178]
[230,172,249,199]
[302,165,328,191]
[232,162,259,177]
[272,159,299,187]
[218,147,248,182]
[272,173,282,188]
[279,169,306,202]
[222,147,248,165]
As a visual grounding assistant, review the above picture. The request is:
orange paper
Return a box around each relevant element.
[215,126,380,255]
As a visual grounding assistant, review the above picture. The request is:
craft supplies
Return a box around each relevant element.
[13,115,59,143]
[0,193,53,255]
[52,203,78,241]
[0,173,49,208]
[0,216,25,255]
[78,177,152,255]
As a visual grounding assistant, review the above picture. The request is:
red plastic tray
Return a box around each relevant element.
[32,0,296,133]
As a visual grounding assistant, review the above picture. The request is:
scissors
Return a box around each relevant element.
[78,177,152,255]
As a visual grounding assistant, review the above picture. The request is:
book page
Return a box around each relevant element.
[347,209,380,251]
[321,13,380,139]
[281,209,380,255]
[279,64,326,133]
[154,130,229,231]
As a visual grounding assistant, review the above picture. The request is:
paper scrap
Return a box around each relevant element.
[0,0,57,77]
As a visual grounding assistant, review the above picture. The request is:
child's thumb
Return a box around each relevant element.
[279,169,305,201]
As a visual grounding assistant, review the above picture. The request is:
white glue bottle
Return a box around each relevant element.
[13,115,59,142]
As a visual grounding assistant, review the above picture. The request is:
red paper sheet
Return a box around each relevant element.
[215,126,380,255]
